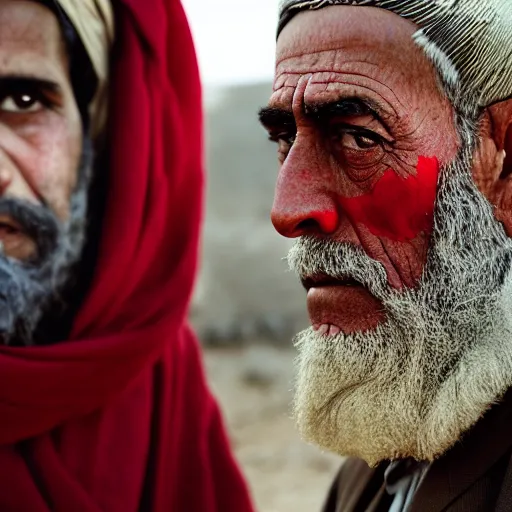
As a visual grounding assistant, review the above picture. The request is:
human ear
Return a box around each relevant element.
[473,99,512,236]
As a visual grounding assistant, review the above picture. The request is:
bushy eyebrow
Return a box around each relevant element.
[258,97,388,131]
[0,75,62,95]
[258,107,295,129]
[306,97,381,122]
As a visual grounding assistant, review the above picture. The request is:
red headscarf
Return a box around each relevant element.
[0,0,254,510]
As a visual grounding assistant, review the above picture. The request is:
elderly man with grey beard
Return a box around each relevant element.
[259,1,512,511]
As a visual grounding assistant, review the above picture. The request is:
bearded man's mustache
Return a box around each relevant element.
[0,198,60,263]
[287,236,390,299]
[0,198,62,344]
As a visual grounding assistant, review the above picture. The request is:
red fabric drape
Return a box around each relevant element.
[0,0,254,510]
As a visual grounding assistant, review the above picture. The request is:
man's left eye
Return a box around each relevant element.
[0,93,43,113]
[339,132,380,150]
[351,134,378,149]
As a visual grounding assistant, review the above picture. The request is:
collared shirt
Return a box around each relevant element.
[385,459,431,512]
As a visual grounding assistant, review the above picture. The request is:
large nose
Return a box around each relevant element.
[271,141,340,238]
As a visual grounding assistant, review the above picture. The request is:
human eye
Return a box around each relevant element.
[330,124,383,152]
[0,78,60,114]
[268,130,297,164]
[0,93,44,113]
[328,124,386,181]
[341,131,381,150]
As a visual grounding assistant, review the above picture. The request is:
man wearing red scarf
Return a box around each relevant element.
[0,0,254,510]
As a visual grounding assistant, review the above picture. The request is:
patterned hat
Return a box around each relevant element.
[278,0,512,112]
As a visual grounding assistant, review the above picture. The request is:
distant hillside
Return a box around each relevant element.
[191,83,309,344]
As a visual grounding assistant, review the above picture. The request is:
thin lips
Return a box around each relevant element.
[302,274,363,291]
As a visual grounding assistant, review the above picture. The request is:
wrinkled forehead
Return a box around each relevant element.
[32,0,69,41]
[273,7,443,113]
[276,6,418,67]
[278,0,512,113]
[0,1,64,56]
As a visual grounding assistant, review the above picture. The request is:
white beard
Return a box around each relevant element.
[289,145,512,466]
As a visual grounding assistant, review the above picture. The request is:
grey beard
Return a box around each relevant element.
[288,143,512,466]
[0,139,93,347]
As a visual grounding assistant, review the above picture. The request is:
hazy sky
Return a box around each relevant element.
[181,0,278,86]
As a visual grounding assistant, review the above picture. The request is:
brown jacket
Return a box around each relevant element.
[322,389,512,512]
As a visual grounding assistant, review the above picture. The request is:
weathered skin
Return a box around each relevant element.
[0,0,82,260]
[261,6,512,334]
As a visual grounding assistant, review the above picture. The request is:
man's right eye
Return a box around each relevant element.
[0,93,44,113]
[266,129,297,163]
[0,79,61,116]
[268,132,296,146]
[269,133,296,163]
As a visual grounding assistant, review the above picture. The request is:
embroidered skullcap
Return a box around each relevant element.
[278,0,512,113]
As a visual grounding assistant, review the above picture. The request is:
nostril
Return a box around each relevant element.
[296,218,320,234]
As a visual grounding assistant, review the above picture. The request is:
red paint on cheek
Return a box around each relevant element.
[340,156,440,242]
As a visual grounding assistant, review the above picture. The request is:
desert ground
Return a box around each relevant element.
[203,345,342,512]
[194,83,343,511]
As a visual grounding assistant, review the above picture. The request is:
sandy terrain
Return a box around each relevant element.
[197,84,342,510]
[203,345,343,512]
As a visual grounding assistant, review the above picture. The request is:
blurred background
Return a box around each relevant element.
[182,1,341,511]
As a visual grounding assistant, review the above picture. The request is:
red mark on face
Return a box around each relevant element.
[340,156,440,242]
[311,209,339,234]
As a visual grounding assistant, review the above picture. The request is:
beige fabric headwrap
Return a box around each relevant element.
[55,0,115,137]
